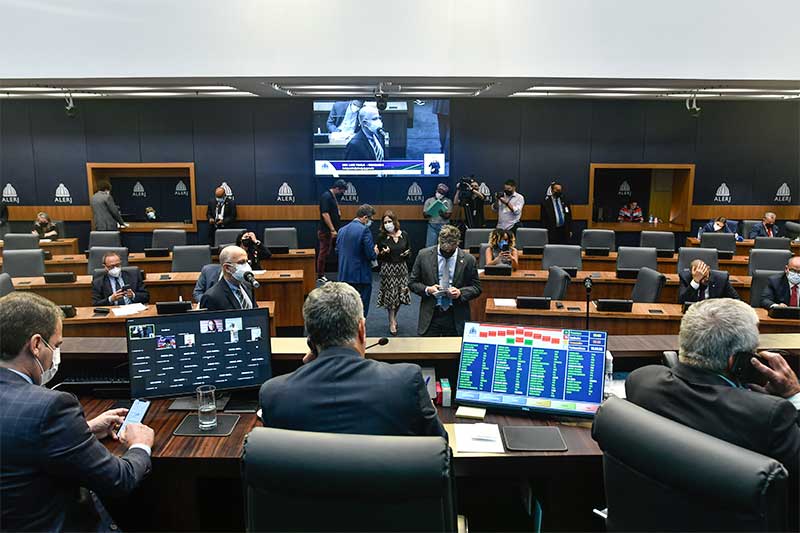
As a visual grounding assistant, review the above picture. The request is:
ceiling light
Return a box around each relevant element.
[83,86,160,91]
[0,86,55,92]
[404,85,482,90]
[202,91,256,97]
[510,92,555,97]
[291,91,375,96]
[117,92,186,97]
[573,92,643,97]
[282,85,374,90]
[174,86,237,91]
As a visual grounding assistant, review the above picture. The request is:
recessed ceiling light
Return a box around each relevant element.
[510,92,554,97]
[283,85,374,90]
[574,92,643,97]
[292,91,375,96]
[174,86,238,91]
[202,91,256,97]
[404,86,482,90]
[83,86,160,91]
[117,92,186,97]
[0,86,56,92]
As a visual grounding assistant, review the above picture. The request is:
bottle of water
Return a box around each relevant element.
[648,213,654,224]
[603,350,614,400]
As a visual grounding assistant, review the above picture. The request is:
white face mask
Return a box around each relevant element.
[435,192,444,200]
[366,118,383,133]
[228,262,252,282]
[788,271,800,285]
[146,211,156,220]
[384,222,395,233]
[108,267,122,278]
[713,223,723,231]
[34,338,60,386]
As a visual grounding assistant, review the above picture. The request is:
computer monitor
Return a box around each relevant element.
[455,322,607,418]
[125,308,271,400]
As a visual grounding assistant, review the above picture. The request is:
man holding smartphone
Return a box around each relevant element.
[91,251,150,306]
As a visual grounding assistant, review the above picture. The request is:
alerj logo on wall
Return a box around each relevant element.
[341,182,359,203]
[406,182,423,202]
[713,182,731,203]
[774,182,791,203]
[174,180,189,197]
[132,182,146,198]
[220,182,234,200]
[2,183,19,204]
[277,182,295,203]
[618,180,632,197]
[54,183,72,204]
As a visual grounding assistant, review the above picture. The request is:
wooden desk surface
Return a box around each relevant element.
[0,237,79,255]
[518,251,751,276]
[63,301,276,337]
[590,221,687,233]
[686,237,800,255]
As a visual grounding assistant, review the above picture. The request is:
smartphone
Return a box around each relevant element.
[119,399,151,436]
[119,284,131,292]
[730,352,767,384]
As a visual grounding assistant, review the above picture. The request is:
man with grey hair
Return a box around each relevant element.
[335,204,378,316]
[410,224,481,335]
[749,211,782,238]
[258,282,446,438]
[200,245,258,310]
[627,298,800,482]
[343,105,385,161]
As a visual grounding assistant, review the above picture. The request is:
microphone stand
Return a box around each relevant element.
[584,277,593,330]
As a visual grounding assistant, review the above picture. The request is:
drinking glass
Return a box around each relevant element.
[196,385,217,430]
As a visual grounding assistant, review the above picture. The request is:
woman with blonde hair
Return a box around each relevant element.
[484,228,519,270]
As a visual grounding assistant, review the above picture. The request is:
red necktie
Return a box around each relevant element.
[767,226,773,237]
[791,285,799,307]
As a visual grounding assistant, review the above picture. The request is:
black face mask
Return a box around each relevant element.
[765,223,773,228]
[439,247,457,258]
[504,190,513,196]
[552,191,562,199]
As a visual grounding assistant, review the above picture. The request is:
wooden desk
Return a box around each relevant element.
[590,221,687,233]
[13,271,304,328]
[685,237,800,256]
[472,270,752,321]
[63,301,276,337]
[518,252,751,276]
[485,300,800,335]
[263,249,316,294]
[0,237,79,256]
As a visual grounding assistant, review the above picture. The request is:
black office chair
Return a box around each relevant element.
[263,227,299,249]
[172,245,212,273]
[2,250,45,278]
[699,232,736,257]
[542,244,582,274]
[0,272,15,297]
[592,397,789,532]
[748,249,792,275]
[242,427,463,532]
[2,233,39,250]
[87,247,129,274]
[741,220,761,240]
[214,228,243,248]
[581,229,616,252]
[543,266,571,300]
[616,246,657,278]
[749,269,784,308]
[640,230,675,256]
[784,221,800,240]
[676,247,718,273]
[89,231,122,248]
[630,267,666,303]
[151,229,187,250]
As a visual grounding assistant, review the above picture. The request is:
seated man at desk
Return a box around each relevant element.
[0,292,154,531]
[749,211,782,238]
[326,99,364,135]
[31,211,58,239]
[199,245,258,311]
[678,259,739,303]
[91,252,149,306]
[617,200,643,222]
[761,255,800,308]
[259,282,447,439]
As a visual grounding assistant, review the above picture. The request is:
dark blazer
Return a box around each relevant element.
[0,368,151,531]
[409,246,482,335]
[199,277,257,311]
[326,101,351,132]
[699,220,736,235]
[193,263,222,303]
[259,346,447,439]
[749,221,781,239]
[336,219,376,284]
[626,363,800,482]
[540,195,573,232]
[761,272,792,308]
[343,129,381,161]
[678,270,740,303]
[91,269,149,306]
[206,198,237,227]
[90,191,124,231]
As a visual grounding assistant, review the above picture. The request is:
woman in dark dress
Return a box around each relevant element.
[375,210,411,335]
[235,230,272,269]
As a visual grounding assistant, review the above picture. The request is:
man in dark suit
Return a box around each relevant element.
[409,225,482,336]
[326,99,363,134]
[626,298,800,527]
[193,263,222,303]
[206,186,237,244]
[540,180,573,244]
[343,106,385,161]
[678,259,739,303]
[0,292,154,531]
[200,245,258,311]
[749,211,782,238]
[259,282,446,439]
[335,204,377,316]
[90,182,126,231]
[91,252,149,306]
[761,255,800,308]
[699,216,736,236]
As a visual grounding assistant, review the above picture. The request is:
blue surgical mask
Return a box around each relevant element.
[788,271,800,285]
[499,240,508,248]
[365,219,373,228]
[228,262,252,282]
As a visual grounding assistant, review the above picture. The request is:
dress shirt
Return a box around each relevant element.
[339,103,359,133]
[108,275,131,305]
[215,202,225,222]
[552,197,565,227]
[437,248,457,287]
[689,279,711,300]
[496,192,524,230]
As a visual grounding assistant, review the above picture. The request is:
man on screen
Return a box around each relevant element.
[343,106,385,161]
[326,100,364,135]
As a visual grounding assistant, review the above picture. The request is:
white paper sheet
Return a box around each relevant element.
[111,303,147,317]
[493,298,517,307]
[454,423,505,453]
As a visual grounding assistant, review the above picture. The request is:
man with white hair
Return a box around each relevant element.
[343,106,386,161]
[259,282,446,438]
[626,298,800,480]
[749,211,782,238]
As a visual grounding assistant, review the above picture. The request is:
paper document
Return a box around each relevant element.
[604,378,627,399]
[39,239,52,243]
[251,270,266,275]
[454,423,505,453]
[111,303,147,317]
[493,298,517,307]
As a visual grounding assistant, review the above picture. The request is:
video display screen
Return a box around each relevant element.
[313,99,449,176]
[126,308,271,399]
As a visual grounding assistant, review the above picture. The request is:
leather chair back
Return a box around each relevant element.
[617,246,657,271]
[2,250,45,277]
[753,237,791,250]
[87,247,128,274]
[542,244,582,271]
[592,397,788,532]
[243,428,457,532]
[784,221,800,240]
[2,233,39,250]
[630,267,666,303]
[214,228,243,248]
[749,269,784,308]
[581,229,616,251]
[677,247,718,273]
[463,228,492,249]
[151,229,187,250]
[263,227,298,249]
[478,243,490,268]
[0,272,16,296]
[515,228,548,248]
[700,232,736,253]
[89,231,122,248]
[172,245,212,273]
[640,230,675,252]
[749,249,791,275]
[742,219,761,239]
[543,266,571,299]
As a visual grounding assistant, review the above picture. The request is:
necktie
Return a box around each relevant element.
[110,277,119,305]
[697,284,705,301]
[791,285,798,307]
[438,255,451,311]
[236,287,253,309]
[555,198,564,227]
[373,134,384,161]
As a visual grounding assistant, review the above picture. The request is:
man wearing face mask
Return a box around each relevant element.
[206,186,237,245]
[749,211,782,239]
[0,292,154,532]
[91,252,149,306]
[492,179,524,235]
[343,106,386,161]
[698,216,741,239]
[678,259,740,304]
[540,180,573,245]
[423,183,453,247]
[409,225,481,336]
[761,256,800,309]
[326,99,364,135]
[335,204,377,316]
[200,245,259,311]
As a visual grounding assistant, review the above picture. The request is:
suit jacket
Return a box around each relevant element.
[626,363,800,483]
[326,101,351,132]
[409,246,482,335]
[678,270,739,303]
[206,198,237,227]
[91,269,149,306]
[540,195,573,232]
[199,277,257,311]
[761,272,792,308]
[259,346,447,439]
[0,368,151,531]
[90,192,124,231]
[749,221,781,239]
[343,129,382,161]
[193,263,222,303]
[336,219,376,284]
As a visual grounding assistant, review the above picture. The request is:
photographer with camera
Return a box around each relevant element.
[423,183,453,247]
[484,229,519,270]
[492,179,524,235]
[453,176,488,229]
[235,230,272,269]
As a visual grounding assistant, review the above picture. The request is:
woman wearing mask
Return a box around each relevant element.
[31,212,58,239]
[484,228,519,270]
[375,211,411,335]
[235,230,272,269]
[423,183,453,247]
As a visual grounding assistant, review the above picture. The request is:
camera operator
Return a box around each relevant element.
[492,179,524,235]
[453,176,488,229]
[235,230,272,269]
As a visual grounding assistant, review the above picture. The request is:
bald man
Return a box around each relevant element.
[343,106,386,161]
[206,186,237,244]
[199,246,258,311]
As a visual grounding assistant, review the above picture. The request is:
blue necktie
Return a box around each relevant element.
[437,256,451,311]
[555,198,564,227]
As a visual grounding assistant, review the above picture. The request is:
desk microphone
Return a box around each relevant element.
[366,337,389,351]
[583,277,593,331]
[583,277,593,290]
[243,271,260,288]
